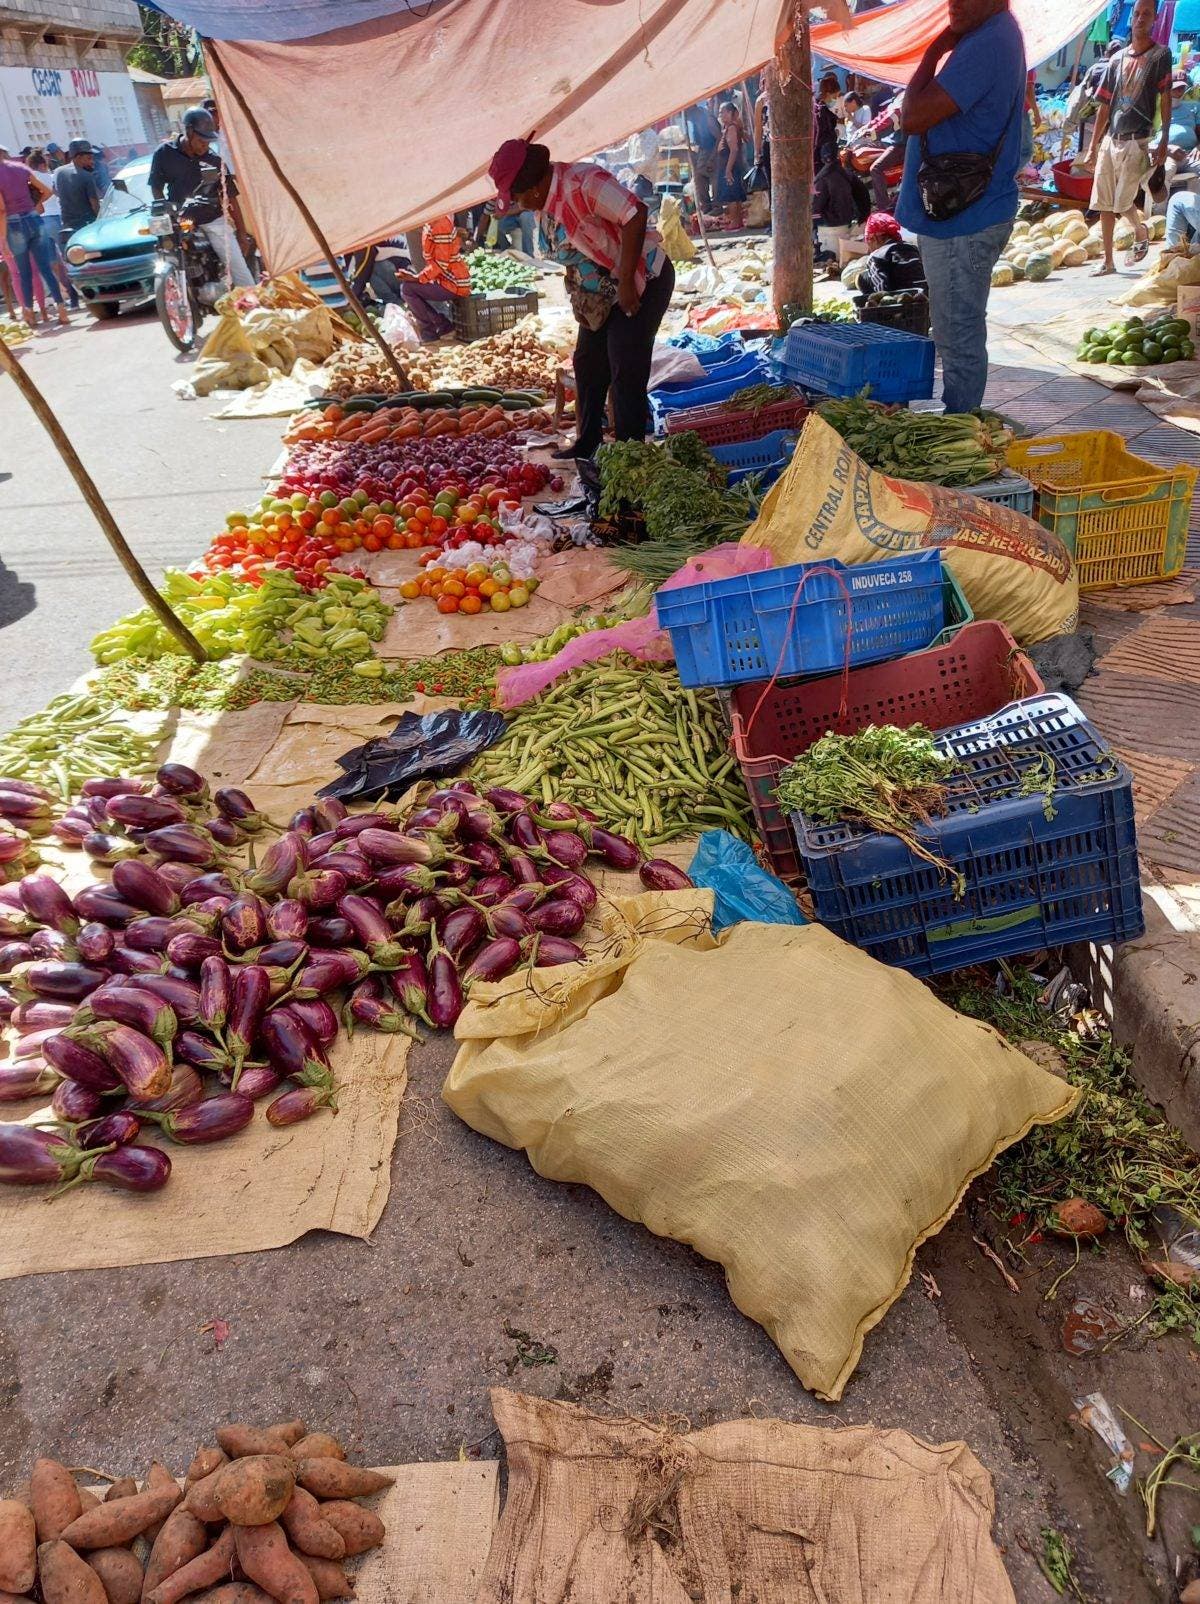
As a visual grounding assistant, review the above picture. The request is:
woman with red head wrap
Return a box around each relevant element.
[856,212,927,300]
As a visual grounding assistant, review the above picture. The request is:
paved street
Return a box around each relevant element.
[0,304,281,726]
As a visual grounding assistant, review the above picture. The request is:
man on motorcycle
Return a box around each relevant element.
[148,107,254,288]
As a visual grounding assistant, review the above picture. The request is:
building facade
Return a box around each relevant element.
[0,0,150,157]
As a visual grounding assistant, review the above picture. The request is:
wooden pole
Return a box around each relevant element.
[681,125,718,268]
[0,335,207,663]
[206,39,409,389]
[769,7,814,322]
[1068,27,1088,88]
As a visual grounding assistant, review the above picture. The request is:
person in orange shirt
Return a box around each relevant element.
[395,214,470,341]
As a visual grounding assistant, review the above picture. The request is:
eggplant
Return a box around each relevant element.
[123,916,175,954]
[590,828,641,870]
[226,964,270,1076]
[0,1124,83,1186]
[52,1079,104,1122]
[156,862,207,893]
[146,1093,254,1145]
[333,812,392,840]
[337,893,407,969]
[198,954,231,1035]
[255,939,308,968]
[29,928,73,961]
[440,857,472,888]
[0,790,51,822]
[134,973,202,1025]
[44,1031,122,1091]
[426,936,463,1031]
[73,884,141,926]
[221,893,268,953]
[144,824,222,867]
[81,777,145,800]
[485,787,531,814]
[545,830,589,869]
[83,831,144,865]
[7,961,106,1001]
[0,1060,56,1100]
[0,778,52,801]
[289,806,317,836]
[172,901,222,937]
[0,909,31,940]
[472,873,516,907]
[166,932,222,969]
[75,1021,171,1099]
[207,817,246,850]
[232,1065,283,1101]
[78,1110,142,1150]
[83,795,114,828]
[111,859,181,917]
[50,816,91,848]
[528,898,587,937]
[502,884,546,912]
[10,998,73,1031]
[279,998,338,1050]
[260,1009,337,1083]
[488,904,532,940]
[526,934,586,967]
[461,840,503,875]
[294,950,371,997]
[107,793,188,831]
[267,899,308,941]
[507,851,542,886]
[462,805,504,842]
[19,874,79,935]
[375,864,441,900]
[247,832,306,897]
[0,983,15,1020]
[288,868,347,910]
[312,851,373,889]
[541,867,598,910]
[345,977,417,1038]
[441,907,484,961]
[180,871,240,905]
[639,859,695,891]
[75,922,116,964]
[128,1063,204,1112]
[91,1145,171,1191]
[265,1084,336,1126]
[12,1026,58,1060]
[306,830,339,859]
[0,832,31,868]
[356,829,451,869]
[463,937,522,985]
[156,761,207,798]
[311,797,348,830]
[82,984,177,1050]
[107,947,166,978]
[214,786,272,832]
[174,1031,231,1073]
[306,915,354,948]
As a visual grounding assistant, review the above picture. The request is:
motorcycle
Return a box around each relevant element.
[149,201,255,354]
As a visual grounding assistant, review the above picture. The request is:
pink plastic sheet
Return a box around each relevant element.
[496,543,775,709]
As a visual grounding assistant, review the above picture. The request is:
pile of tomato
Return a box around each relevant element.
[399,558,538,617]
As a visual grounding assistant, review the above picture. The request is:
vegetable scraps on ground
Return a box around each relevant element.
[815,395,1013,488]
[0,1420,389,1604]
[0,763,692,1191]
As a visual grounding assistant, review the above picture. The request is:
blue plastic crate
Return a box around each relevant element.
[654,350,761,394]
[656,550,944,689]
[711,430,798,486]
[789,692,1144,976]
[777,321,934,403]
[652,360,771,414]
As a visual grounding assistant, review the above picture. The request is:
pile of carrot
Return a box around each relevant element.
[284,402,553,447]
[0,1419,391,1604]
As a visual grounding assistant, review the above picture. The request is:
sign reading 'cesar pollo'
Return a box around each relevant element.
[30,67,100,98]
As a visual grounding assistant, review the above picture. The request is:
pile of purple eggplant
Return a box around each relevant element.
[0,761,692,1196]
[0,785,47,885]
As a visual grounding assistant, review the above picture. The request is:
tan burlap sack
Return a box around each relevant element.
[444,923,1077,1399]
[477,1388,1017,1603]
[743,412,1078,645]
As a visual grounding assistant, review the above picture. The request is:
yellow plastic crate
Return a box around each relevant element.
[1006,430,1196,591]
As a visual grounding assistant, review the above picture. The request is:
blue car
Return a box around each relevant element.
[63,157,157,319]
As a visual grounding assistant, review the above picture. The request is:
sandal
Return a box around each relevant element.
[1124,238,1150,266]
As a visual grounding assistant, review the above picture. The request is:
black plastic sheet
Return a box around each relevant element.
[317,710,507,803]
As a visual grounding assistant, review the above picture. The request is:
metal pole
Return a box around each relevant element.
[0,335,207,663]
[206,39,409,389]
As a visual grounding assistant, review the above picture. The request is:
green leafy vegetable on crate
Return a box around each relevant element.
[816,395,1012,487]
[723,382,801,413]
[90,570,391,667]
[470,655,753,847]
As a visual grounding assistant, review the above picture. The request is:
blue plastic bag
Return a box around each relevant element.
[688,830,807,933]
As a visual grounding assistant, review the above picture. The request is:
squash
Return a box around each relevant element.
[991,262,1016,287]
[1044,210,1076,236]
[840,258,867,290]
[1029,229,1055,248]
[1062,216,1090,246]
[1061,245,1088,268]
[1025,251,1053,281]
[1009,260,1026,281]
[1009,251,1030,272]
[1113,219,1136,249]
[1084,237,1104,259]
[1050,239,1075,267]
[1148,214,1166,241]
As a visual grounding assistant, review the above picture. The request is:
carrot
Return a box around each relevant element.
[321,406,343,423]
[278,1493,342,1562]
[479,421,508,437]
[86,1548,143,1604]
[389,423,421,441]
[184,1453,225,1489]
[307,1508,380,1560]
[285,1438,342,1466]
[103,1482,136,1505]
[356,427,389,445]
[38,1542,108,1604]
[213,1459,294,1528]
[145,1527,235,1604]
[59,1490,181,1552]
[186,1588,274,1604]
[476,407,505,428]
[213,1430,289,1462]
[0,1502,36,1594]
[266,1424,306,1450]
[233,1525,316,1604]
[31,1461,82,1544]
[182,1474,222,1527]
[141,1511,207,1603]
[295,1559,352,1602]
[292,1464,390,1502]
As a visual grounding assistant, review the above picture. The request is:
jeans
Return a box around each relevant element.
[1166,189,1200,247]
[399,279,458,339]
[6,214,63,308]
[573,258,676,455]
[495,210,536,254]
[919,218,1012,414]
[198,218,254,288]
[366,259,405,307]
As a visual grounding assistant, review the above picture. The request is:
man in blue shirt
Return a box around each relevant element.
[897,0,1026,413]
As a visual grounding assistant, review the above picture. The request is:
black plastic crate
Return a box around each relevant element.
[450,290,539,342]
[859,292,931,337]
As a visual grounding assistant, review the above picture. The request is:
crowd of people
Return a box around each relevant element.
[0,137,116,327]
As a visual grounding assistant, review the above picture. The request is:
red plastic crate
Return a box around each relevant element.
[728,620,1044,881]
[664,392,810,445]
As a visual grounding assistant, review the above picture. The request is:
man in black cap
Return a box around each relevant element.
[149,106,254,286]
[53,140,101,246]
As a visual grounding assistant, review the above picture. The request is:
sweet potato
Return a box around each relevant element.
[0,1502,36,1594]
[0,1592,33,1604]
[87,1547,143,1604]
[31,1461,83,1543]
[278,1494,342,1563]
[104,1483,137,1506]
[285,1439,342,1466]
[292,1465,391,1501]
[184,1454,225,1489]
[233,1525,316,1604]
[77,1493,100,1514]
[266,1425,305,1450]
[38,1540,108,1604]
[141,1470,177,1546]
[295,1559,352,1602]
[145,1526,235,1604]
[213,1459,294,1528]
[187,1587,274,1604]
[306,1507,380,1560]
[181,1475,223,1527]
[141,1511,207,1602]
[214,1430,289,1462]
[60,1489,182,1551]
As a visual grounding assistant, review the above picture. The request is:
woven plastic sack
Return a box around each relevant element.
[744,413,1077,646]
[495,543,774,708]
[444,922,1077,1400]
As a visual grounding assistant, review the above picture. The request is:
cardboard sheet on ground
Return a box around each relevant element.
[157,702,299,785]
[480,1388,1017,1603]
[445,923,1077,1400]
[0,1029,408,1281]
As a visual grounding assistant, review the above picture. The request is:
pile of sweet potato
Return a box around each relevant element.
[0,1420,392,1604]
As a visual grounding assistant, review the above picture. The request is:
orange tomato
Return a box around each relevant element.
[459,593,483,614]
[443,578,466,598]
[464,564,489,587]
[404,532,426,549]
[429,515,448,538]
[415,506,434,526]
[426,566,446,582]
[436,594,459,613]
[457,505,479,524]
[478,578,499,598]
[399,580,421,598]
[399,502,417,521]
[321,508,341,528]
[362,535,382,552]
[419,579,435,597]
[386,533,405,549]
[373,517,394,538]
